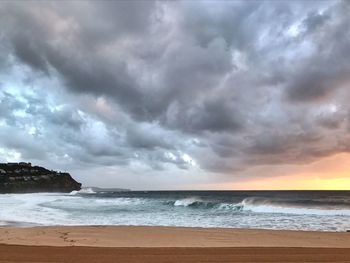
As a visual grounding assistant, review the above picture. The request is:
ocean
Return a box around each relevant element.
[1,189,350,231]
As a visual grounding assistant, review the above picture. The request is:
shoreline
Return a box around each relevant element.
[1,225,350,247]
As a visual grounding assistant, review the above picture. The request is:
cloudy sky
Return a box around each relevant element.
[0,0,350,190]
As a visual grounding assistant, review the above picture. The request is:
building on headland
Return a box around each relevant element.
[19,162,32,167]
[4,162,32,167]
[6,163,18,166]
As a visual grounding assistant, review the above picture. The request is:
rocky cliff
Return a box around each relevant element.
[0,162,81,193]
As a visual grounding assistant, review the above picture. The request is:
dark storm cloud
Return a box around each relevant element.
[0,88,193,172]
[0,1,151,116]
[316,112,346,130]
[164,97,244,134]
[126,124,173,150]
[13,34,49,74]
[302,10,330,33]
[1,0,350,182]
[285,1,350,102]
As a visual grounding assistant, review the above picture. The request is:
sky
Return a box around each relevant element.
[0,0,350,190]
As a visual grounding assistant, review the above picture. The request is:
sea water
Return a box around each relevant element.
[0,190,349,231]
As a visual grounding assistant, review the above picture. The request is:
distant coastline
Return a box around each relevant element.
[87,187,131,192]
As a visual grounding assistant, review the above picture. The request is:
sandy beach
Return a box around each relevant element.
[1,226,350,262]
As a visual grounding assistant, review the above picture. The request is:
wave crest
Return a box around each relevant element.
[241,197,350,216]
[167,197,350,216]
[174,198,201,207]
[69,188,96,195]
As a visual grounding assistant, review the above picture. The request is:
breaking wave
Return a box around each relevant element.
[168,198,217,208]
[69,187,96,195]
[1,191,349,231]
[168,197,350,216]
[241,197,350,216]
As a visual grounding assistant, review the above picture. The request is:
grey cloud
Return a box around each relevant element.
[0,89,192,172]
[0,1,148,115]
[180,1,262,51]
[0,92,26,125]
[302,11,330,33]
[126,124,173,150]
[286,71,336,102]
[167,98,244,134]
[1,0,350,186]
[316,112,346,130]
[285,1,350,102]
[13,34,49,74]
[0,127,48,160]
[64,1,157,43]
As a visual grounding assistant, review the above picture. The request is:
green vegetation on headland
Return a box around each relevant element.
[0,162,81,193]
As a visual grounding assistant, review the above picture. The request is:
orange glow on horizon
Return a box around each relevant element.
[233,175,350,190]
[200,153,350,190]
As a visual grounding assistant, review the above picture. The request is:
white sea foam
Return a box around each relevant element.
[237,197,350,216]
[0,193,74,225]
[174,197,201,207]
[169,197,350,216]
[242,203,350,216]
[0,193,349,231]
[94,197,145,206]
[217,203,244,211]
[70,187,96,195]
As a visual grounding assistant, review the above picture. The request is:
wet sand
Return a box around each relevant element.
[1,226,350,262]
[1,246,350,263]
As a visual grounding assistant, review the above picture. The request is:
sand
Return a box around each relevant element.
[2,246,350,263]
[1,226,350,262]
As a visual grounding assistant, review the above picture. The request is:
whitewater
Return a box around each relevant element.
[0,190,350,231]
